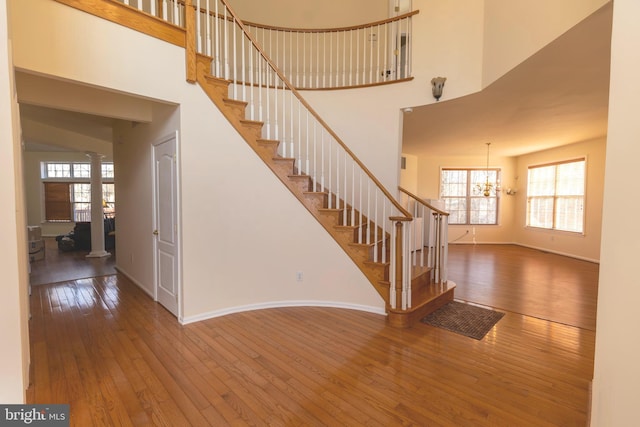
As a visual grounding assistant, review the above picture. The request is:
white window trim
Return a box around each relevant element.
[525,156,587,235]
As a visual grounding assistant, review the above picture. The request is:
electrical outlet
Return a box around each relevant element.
[296,272,303,282]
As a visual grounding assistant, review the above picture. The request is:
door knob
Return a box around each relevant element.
[153,230,159,235]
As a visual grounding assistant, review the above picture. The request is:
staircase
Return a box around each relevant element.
[54,0,454,327]
[195,53,454,327]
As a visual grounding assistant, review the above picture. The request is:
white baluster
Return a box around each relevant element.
[342,31,346,86]
[369,27,374,84]
[274,74,279,141]
[224,6,229,80]
[312,121,317,186]
[407,17,412,78]
[213,0,219,76]
[265,67,270,138]
[342,151,347,225]
[302,32,307,88]
[322,32,326,89]
[335,144,340,213]
[315,33,320,88]
[366,181,371,245]
[373,191,379,262]
[349,30,353,86]
[241,33,246,103]
[328,137,332,209]
[320,129,325,193]
[297,99,302,175]
[358,171,363,244]
[384,22,389,80]
[249,38,254,120]
[376,24,381,83]
[395,19,400,80]
[296,32,300,88]
[404,220,410,309]
[281,80,286,157]
[289,91,294,159]
[329,32,334,88]
[258,57,263,123]
[389,222,396,309]
[356,28,360,86]
[232,17,238,99]
[350,162,355,226]
[196,0,202,53]
[204,0,210,56]
[305,111,310,175]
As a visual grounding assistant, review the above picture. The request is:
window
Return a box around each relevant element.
[526,158,585,233]
[440,168,500,225]
[41,162,115,222]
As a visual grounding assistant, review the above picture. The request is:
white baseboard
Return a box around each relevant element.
[114,266,154,298]
[513,243,600,264]
[181,300,386,325]
[448,241,600,264]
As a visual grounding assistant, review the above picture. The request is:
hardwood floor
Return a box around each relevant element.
[448,244,599,331]
[29,238,116,286]
[26,244,598,426]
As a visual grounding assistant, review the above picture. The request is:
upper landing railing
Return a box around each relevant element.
[112,0,417,90]
[243,12,418,90]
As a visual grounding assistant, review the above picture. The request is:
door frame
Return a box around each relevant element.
[152,131,183,321]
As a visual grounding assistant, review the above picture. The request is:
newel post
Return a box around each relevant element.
[185,0,197,83]
[394,220,404,310]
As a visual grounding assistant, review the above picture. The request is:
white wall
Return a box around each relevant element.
[513,138,605,262]
[112,104,178,297]
[482,0,610,86]
[0,0,29,402]
[11,0,383,322]
[23,151,114,237]
[228,0,388,28]
[304,0,485,194]
[591,0,640,424]
[400,152,418,194]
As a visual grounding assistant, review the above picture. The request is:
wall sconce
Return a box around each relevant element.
[431,77,446,101]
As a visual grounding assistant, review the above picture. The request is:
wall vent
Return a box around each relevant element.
[401,156,406,170]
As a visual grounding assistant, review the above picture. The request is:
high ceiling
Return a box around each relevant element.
[20,4,612,160]
[401,3,612,158]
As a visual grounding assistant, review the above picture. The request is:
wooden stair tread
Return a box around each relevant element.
[387,281,456,328]
[223,98,248,107]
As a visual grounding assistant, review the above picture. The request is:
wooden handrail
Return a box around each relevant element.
[399,187,449,216]
[243,10,420,33]
[218,0,413,221]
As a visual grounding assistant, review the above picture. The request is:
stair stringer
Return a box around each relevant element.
[195,54,391,302]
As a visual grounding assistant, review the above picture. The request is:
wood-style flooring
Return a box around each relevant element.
[29,238,116,286]
[448,244,598,331]
[27,244,598,426]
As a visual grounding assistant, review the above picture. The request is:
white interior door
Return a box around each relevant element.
[153,133,180,317]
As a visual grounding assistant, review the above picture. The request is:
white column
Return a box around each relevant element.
[86,152,110,258]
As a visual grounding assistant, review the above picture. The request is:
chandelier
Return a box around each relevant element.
[476,142,499,197]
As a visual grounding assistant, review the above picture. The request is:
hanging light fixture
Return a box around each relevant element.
[476,142,498,197]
